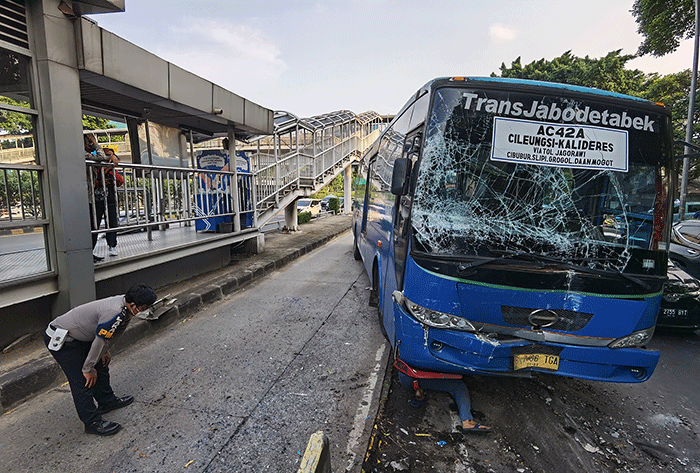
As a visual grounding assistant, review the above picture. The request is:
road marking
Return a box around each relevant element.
[345,342,387,472]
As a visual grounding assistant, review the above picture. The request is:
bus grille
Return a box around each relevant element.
[501,306,593,332]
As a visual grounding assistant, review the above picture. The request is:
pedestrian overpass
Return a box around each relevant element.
[0,5,388,349]
[253,110,383,227]
[80,107,384,252]
[1,105,384,347]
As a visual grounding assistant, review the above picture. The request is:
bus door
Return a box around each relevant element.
[393,130,422,292]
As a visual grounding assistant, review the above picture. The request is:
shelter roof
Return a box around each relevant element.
[76,18,273,142]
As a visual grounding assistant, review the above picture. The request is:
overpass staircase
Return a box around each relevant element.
[249,110,382,227]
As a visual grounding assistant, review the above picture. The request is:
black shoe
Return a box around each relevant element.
[85,419,121,436]
[93,255,104,262]
[98,395,134,414]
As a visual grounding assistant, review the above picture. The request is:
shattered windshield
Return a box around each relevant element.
[412,87,669,273]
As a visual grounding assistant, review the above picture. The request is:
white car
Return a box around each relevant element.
[297,199,321,217]
[320,195,338,210]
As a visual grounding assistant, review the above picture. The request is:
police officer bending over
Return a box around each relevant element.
[44,284,157,436]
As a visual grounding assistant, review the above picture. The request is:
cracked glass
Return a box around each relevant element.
[412,87,669,274]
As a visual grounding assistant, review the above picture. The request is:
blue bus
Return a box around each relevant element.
[353,77,674,383]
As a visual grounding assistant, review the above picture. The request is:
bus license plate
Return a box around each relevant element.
[513,353,560,371]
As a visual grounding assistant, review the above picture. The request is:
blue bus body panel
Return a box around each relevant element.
[395,258,660,383]
[395,306,659,383]
[403,259,661,338]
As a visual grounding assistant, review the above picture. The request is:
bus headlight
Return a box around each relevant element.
[400,294,476,332]
[608,327,655,348]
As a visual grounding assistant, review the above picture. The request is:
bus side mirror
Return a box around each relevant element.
[391,157,411,196]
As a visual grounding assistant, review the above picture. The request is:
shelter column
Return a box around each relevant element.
[285,202,299,231]
[228,126,241,232]
[29,0,96,314]
[344,165,352,213]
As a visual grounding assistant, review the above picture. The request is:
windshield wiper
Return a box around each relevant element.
[415,248,654,292]
[411,251,511,272]
[458,257,510,273]
[492,249,653,292]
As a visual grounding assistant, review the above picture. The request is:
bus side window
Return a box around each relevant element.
[361,155,377,233]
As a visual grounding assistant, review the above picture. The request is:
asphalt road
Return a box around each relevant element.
[0,232,390,473]
[363,327,700,472]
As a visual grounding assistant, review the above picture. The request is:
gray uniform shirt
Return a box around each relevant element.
[50,295,132,373]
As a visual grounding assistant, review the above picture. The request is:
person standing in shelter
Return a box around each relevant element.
[44,284,157,436]
[96,147,121,257]
[84,133,117,262]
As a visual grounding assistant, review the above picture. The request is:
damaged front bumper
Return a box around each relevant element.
[392,296,660,383]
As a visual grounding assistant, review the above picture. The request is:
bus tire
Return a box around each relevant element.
[353,234,362,260]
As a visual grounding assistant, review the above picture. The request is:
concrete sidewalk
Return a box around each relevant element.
[0,214,353,413]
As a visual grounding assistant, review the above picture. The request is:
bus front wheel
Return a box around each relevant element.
[353,231,362,260]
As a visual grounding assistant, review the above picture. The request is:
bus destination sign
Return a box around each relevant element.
[491,117,629,172]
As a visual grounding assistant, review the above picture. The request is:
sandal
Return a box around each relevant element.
[409,398,425,408]
[457,423,492,434]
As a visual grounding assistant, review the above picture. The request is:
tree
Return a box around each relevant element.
[0,97,33,135]
[496,50,647,96]
[494,52,700,178]
[82,115,125,142]
[311,173,345,199]
[642,71,694,141]
[0,169,41,217]
[0,109,111,138]
[632,0,696,56]
[82,114,111,131]
[644,70,700,180]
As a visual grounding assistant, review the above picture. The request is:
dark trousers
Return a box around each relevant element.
[44,334,117,425]
[90,191,118,248]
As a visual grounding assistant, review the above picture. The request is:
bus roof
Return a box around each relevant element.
[427,77,654,104]
[370,76,669,162]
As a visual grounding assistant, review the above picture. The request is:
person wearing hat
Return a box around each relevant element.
[44,284,157,436]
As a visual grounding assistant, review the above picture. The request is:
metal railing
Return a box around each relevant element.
[0,163,48,229]
[1,110,384,285]
[250,112,383,216]
[87,161,256,238]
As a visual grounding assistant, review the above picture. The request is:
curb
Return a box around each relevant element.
[0,219,352,413]
[359,348,396,468]
[298,431,332,473]
[0,227,44,237]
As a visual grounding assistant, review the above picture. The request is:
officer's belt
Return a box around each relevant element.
[46,324,74,342]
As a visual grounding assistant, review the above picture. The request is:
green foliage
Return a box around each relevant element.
[298,211,312,224]
[643,70,700,180]
[632,0,696,57]
[497,50,647,96]
[311,174,345,199]
[0,97,33,135]
[642,70,694,141]
[328,197,340,213]
[82,115,111,134]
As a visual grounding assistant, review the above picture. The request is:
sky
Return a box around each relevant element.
[89,0,696,118]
